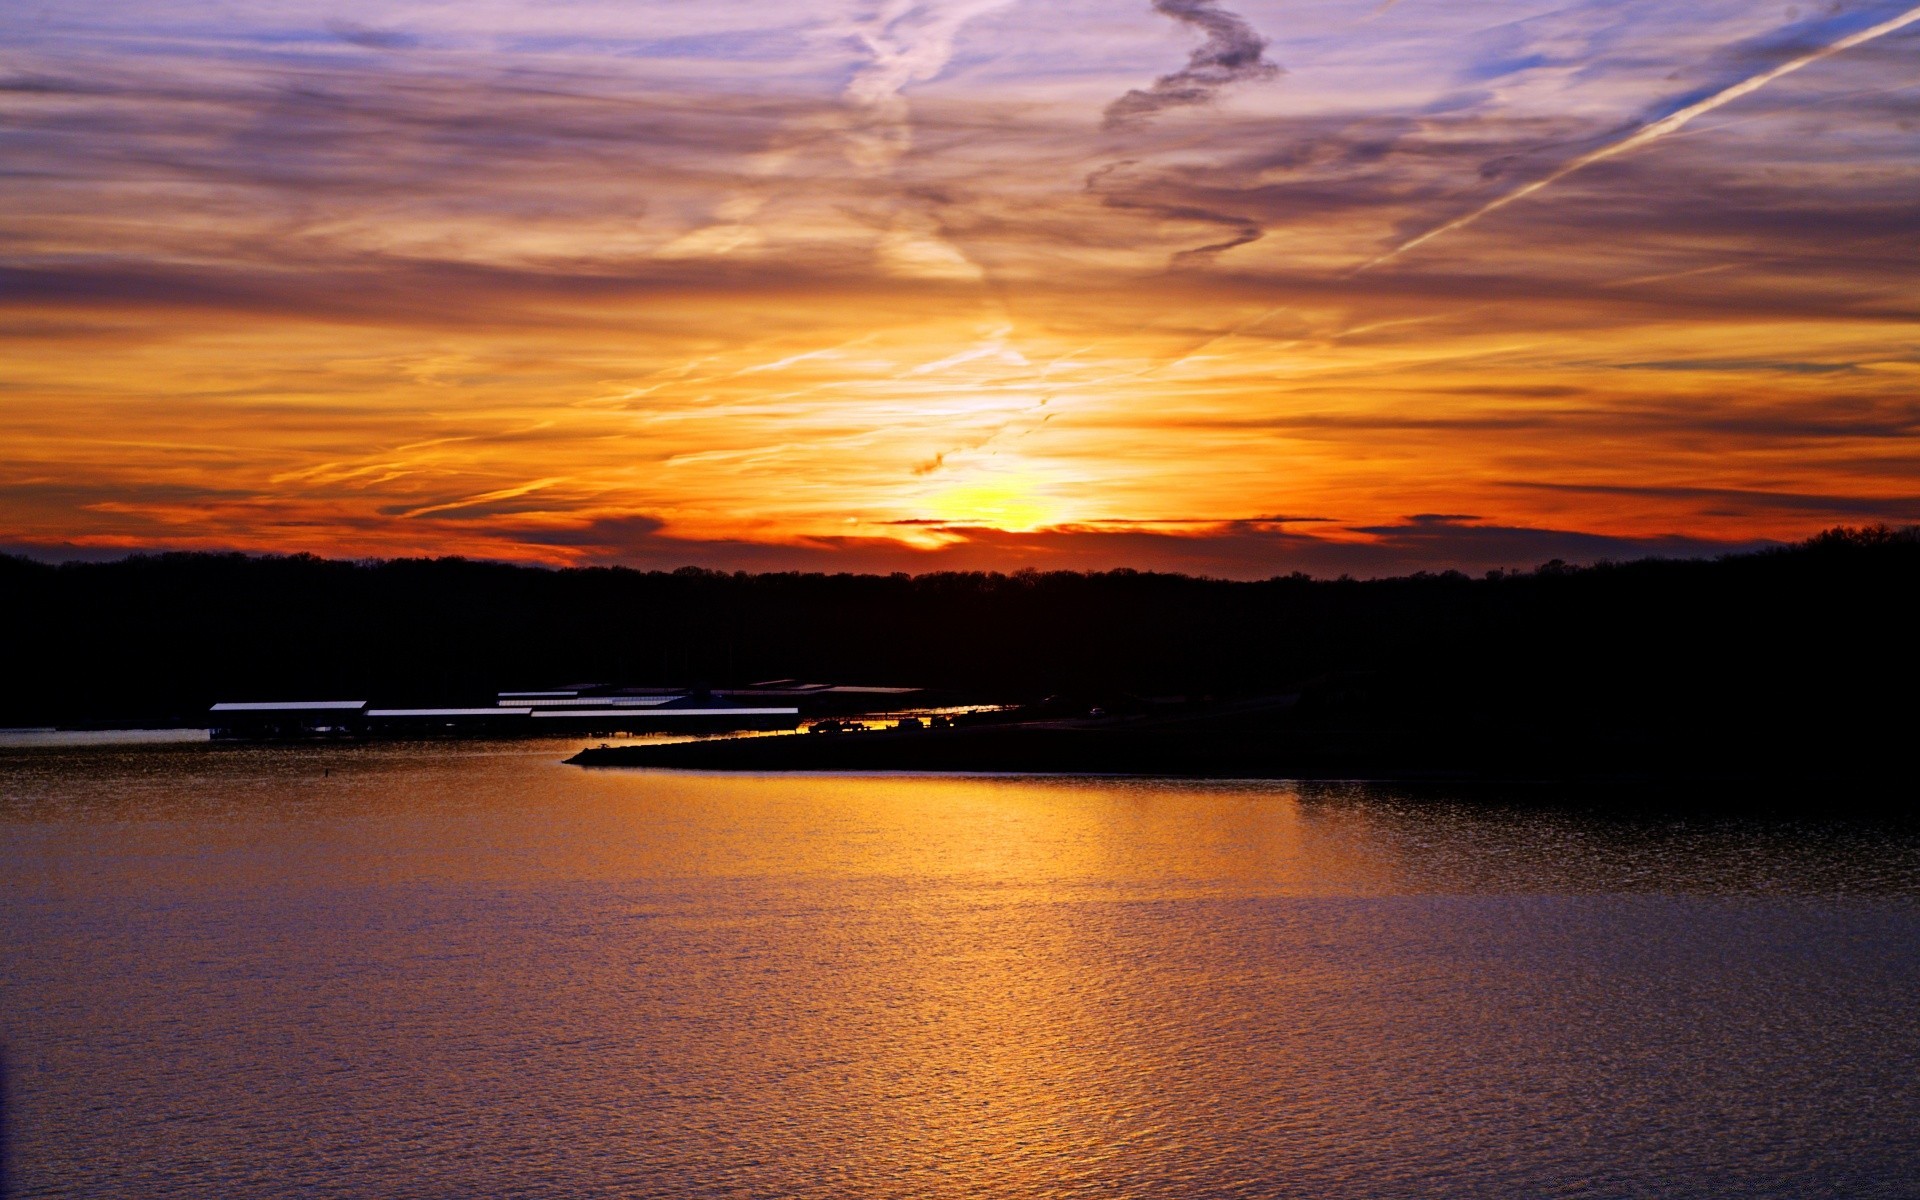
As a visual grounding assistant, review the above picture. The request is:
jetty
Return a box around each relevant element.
[565,697,1459,778]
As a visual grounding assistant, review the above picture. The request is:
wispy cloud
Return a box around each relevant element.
[1104,0,1283,130]
[1359,3,1920,269]
[327,21,421,52]
[841,0,1016,168]
[1505,481,1920,521]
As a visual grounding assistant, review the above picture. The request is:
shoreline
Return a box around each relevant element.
[562,716,1880,796]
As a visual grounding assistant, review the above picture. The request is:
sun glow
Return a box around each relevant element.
[923,473,1058,532]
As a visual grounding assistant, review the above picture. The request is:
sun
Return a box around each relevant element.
[925,473,1057,532]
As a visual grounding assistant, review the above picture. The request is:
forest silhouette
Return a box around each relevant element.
[4,527,1914,782]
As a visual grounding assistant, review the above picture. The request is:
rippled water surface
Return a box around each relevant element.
[3,739,1918,1199]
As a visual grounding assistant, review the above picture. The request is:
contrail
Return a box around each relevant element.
[843,0,1017,169]
[1104,0,1283,129]
[1357,3,1920,271]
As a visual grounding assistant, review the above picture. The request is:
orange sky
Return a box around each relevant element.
[5,1,1918,575]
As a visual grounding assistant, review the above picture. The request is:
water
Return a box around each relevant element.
[3,739,1917,1199]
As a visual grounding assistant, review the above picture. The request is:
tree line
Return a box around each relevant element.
[3,528,1916,756]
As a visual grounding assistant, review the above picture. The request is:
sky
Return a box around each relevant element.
[4,0,1919,577]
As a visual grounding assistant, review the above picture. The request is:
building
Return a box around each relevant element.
[207,682,925,740]
[208,700,367,740]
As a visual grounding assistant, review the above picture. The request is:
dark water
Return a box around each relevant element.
[3,738,1917,1199]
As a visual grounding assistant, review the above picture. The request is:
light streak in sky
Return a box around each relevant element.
[1357,3,1920,272]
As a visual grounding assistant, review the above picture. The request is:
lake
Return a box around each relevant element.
[3,737,1917,1198]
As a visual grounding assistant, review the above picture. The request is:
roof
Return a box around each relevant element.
[738,681,926,694]
[530,707,799,719]
[725,686,833,696]
[508,696,676,708]
[209,700,367,713]
[367,708,533,718]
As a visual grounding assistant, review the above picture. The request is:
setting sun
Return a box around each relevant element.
[922,472,1060,532]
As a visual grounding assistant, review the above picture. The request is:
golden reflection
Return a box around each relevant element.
[10,743,1917,1196]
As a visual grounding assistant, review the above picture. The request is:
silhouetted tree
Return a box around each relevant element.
[3,527,1915,774]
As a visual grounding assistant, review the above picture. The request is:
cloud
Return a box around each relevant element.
[840,0,1016,168]
[1359,2,1920,269]
[478,512,1772,579]
[327,22,420,52]
[1,541,157,564]
[1103,0,1283,130]
[1153,393,1920,446]
[392,478,569,519]
[1505,482,1920,522]
[1083,158,1268,264]
[5,2,1920,572]
[6,45,1916,319]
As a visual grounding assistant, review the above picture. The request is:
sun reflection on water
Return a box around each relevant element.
[3,744,1918,1197]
